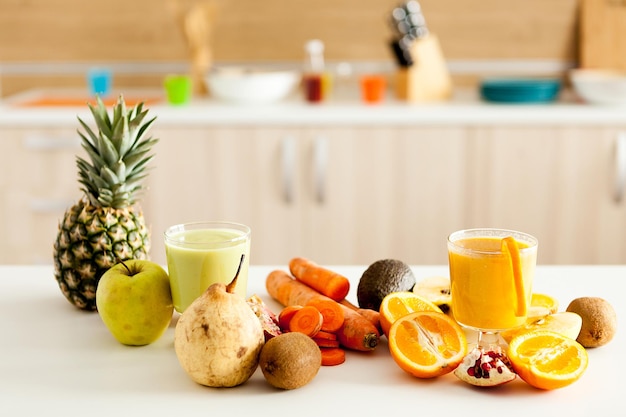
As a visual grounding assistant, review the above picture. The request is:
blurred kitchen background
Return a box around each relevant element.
[0,0,593,94]
[2,0,626,267]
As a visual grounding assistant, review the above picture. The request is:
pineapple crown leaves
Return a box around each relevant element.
[76,95,158,209]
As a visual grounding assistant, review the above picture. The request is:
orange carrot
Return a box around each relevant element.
[289,257,350,302]
[320,347,346,366]
[313,337,340,348]
[340,299,382,335]
[306,298,345,332]
[314,330,338,341]
[278,305,303,331]
[288,305,323,337]
[266,269,379,351]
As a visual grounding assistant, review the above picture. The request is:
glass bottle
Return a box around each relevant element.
[303,39,327,103]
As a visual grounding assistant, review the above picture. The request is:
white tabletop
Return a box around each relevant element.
[0,264,623,417]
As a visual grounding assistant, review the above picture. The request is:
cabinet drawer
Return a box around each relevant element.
[0,128,82,264]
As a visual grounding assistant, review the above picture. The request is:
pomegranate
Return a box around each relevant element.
[454,347,516,387]
[247,294,282,341]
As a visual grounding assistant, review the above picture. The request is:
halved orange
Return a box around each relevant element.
[388,311,467,379]
[379,292,443,337]
[528,293,560,318]
[507,330,588,390]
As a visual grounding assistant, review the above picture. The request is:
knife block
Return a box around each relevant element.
[395,34,452,102]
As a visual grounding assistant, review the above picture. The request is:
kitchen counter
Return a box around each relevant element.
[1,88,626,127]
[0,264,622,417]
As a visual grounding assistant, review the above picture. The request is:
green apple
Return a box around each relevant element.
[96,260,174,346]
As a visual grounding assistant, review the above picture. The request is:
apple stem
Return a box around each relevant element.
[226,254,245,294]
[119,260,132,275]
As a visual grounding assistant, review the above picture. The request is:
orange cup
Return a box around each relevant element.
[360,75,387,103]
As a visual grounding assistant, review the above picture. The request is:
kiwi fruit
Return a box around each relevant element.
[357,259,416,311]
[259,332,322,389]
[566,297,617,348]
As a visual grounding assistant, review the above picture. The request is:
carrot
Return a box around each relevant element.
[288,305,323,337]
[289,257,350,301]
[314,330,338,341]
[320,347,346,366]
[340,299,382,335]
[306,298,345,332]
[335,304,380,351]
[313,337,340,348]
[278,305,303,331]
[266,269,379,351]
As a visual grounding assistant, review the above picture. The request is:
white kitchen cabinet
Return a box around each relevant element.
[467,126,626,264]
[143,126,303,267]
[299,126,470,265]
[0,127,82,264]
[4,120,626,266]
[144,126,470,266]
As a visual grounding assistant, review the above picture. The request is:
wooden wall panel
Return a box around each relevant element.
[0,0,579,63]
[580,0,626,70]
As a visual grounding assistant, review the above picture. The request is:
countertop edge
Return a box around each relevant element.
[2,88,626,127]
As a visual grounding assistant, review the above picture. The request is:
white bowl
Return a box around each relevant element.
[205,67,300,104]
[570,69,626,105]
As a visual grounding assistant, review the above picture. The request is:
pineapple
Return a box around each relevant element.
[53,95,158,311]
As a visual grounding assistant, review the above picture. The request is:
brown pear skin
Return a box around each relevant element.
[174,256,265,387]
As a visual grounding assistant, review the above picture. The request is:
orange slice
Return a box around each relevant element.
[388,311,467,379]
[528,293,560,318]
[502,236,527,317]
[507,330,588,390]
[379,292,443,337]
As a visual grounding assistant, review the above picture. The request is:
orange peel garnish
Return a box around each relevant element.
[501,236,526,317]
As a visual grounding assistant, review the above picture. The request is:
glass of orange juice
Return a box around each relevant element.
[447,228,538,349]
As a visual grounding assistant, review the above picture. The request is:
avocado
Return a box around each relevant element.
[357,259,416,311]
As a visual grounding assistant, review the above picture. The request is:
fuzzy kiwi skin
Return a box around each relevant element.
[566,297,617,348]
[259,332,322,389]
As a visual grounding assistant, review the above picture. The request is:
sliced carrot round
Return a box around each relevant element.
[313,337,341,348]
[320,347,346,366]
[306,298,345,332]
[288,305,323,337]
[314,330,338,341]
[278,305,303,331]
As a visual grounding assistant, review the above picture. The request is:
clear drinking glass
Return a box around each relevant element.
[447,228,538,352]
[164,221,251,313]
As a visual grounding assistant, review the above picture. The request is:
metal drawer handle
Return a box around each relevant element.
[313,136,329,204]
[23,135,80,151]
[613,132,626,203]
[281,136,296,204]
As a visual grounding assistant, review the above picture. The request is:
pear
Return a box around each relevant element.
[500,312,583,344]
[174,255,265,387]
[413,276,452,316]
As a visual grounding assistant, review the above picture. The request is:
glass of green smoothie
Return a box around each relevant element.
[164,221,251,313]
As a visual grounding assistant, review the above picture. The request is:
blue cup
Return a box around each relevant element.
[87,67,112,97]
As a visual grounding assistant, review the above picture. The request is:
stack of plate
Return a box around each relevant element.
[480,78,562,104]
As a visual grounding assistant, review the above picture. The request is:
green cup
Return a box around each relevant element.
[164,75,192,105]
